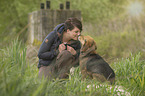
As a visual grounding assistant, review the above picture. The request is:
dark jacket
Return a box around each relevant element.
[38,23,81,68]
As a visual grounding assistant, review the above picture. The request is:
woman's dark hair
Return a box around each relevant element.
[64,17,82,32]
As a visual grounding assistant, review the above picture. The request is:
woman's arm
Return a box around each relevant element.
[38,31,59,60]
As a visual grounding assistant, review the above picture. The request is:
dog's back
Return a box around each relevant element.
[86,54,115,83]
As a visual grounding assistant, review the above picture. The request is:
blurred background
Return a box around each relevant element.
[0,0,145,59]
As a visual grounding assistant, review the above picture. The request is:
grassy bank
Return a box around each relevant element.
[0,39,144,96]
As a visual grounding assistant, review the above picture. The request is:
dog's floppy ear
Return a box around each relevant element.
[90,41,97,54]
[81,39,89,52]
[86,38,97,49]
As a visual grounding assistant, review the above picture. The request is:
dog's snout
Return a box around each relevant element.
[78,35,81,41]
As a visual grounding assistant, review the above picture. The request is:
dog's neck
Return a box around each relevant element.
[80,46,96,58]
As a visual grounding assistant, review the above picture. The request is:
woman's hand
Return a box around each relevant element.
[58,43,66,53]
[67,46,76,55]
[59,44,76,55]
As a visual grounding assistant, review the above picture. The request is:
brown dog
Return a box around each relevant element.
[79,35,115,84]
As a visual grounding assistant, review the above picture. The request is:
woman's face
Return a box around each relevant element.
[67,26,81,40]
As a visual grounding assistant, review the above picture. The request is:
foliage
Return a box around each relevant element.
[0,0,130,46]
[0,0,41,48]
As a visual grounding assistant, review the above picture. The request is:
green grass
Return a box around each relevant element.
[114,53,145,95]
[0,39,144,96]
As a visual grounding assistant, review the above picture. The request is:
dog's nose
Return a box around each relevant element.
[78,35,81,40]
[78,36,80,40]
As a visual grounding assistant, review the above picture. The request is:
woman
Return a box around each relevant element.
[38,17,82,80]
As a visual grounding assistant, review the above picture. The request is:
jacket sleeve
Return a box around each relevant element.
[38,31,59,60]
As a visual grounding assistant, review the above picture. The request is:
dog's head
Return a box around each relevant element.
[79,35,97,53]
